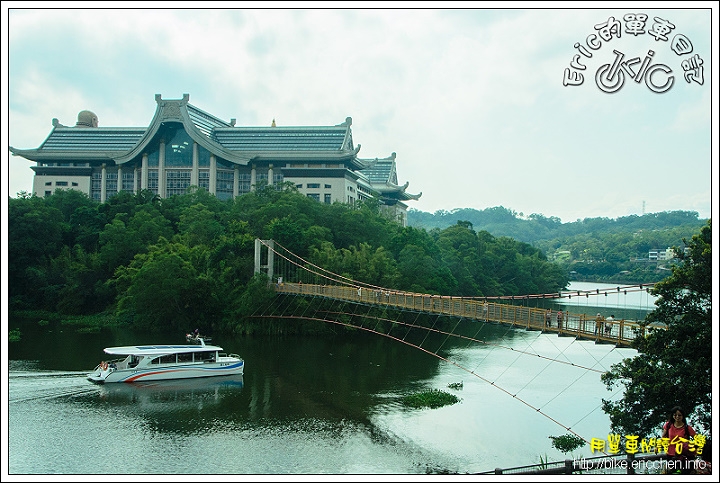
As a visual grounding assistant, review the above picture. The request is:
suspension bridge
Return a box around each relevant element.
[254,239,661,349]
[250,238,664,463]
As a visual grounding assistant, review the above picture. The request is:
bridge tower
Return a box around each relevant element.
[254,239,275,282]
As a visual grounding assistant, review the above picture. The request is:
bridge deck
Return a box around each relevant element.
[275,282,660,347]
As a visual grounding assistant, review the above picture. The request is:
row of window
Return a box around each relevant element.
[295,183,332,189]
[306,193,333,204]
[85,169,283,201]
[149,351,217,364]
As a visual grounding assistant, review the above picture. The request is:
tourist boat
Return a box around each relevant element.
[87,338,244,384]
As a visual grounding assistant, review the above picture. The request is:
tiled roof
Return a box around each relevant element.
[212,127,348,152]
[39,128,146,152]
[187,104,233,137]
[360,159,398,185]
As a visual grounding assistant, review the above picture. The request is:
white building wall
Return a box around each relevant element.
[33,175,91,198]
[284,175,355,204]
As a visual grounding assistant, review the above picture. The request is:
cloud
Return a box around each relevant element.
[5,7,714,222]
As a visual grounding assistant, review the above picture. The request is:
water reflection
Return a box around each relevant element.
[10,319,635,474]
[97,375,245,403]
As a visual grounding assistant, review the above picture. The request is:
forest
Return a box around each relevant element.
[8,185,568,335]
[408,206,707,283]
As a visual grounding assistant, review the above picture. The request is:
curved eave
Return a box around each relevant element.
[380,191,422,202]
[245,149,360,162]
[374,182,422,201]
[402,191,422,201]
[9,146,117,162]
[353,156,377,170]
[114,102,253,166]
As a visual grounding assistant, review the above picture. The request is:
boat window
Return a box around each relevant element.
[178,352,193,363]
[157,354,176,364]
[196,351,216,362]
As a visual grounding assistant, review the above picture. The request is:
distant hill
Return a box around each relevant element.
[407,206,707,244]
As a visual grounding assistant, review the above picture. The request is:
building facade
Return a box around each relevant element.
[10,94,421,225]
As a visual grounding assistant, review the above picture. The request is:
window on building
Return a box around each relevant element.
[105,172,117,193]
[307,183,320,189]
[216,170,234,201]
[307,193,320,202]
[296,184,303,189]
[45,181,51,186]
[91,172,102,200]
[324,194,332,204]
[166,170,191,196]
[164,128,193,167]
[147,171,159,194]
[56,181,68,186]
[324,184,331,189]
[238,172,251,194]
[198,171,209,189]
[121,172,134,191]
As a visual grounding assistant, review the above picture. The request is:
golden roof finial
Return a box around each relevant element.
[271,118,276,127]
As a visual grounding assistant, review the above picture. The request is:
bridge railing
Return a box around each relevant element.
[274,282,659,347]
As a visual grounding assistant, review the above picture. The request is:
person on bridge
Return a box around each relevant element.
[556,311,564,329]
[605,315,614,335]
[594,313,603,336]
[545,309,552,327]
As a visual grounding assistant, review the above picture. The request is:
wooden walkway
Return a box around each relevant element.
[275,282,659,348]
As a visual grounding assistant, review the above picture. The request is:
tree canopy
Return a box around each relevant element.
[600,220,712,439]
[8,188,569,334]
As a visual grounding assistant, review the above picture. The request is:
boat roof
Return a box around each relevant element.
[104,343,223,356]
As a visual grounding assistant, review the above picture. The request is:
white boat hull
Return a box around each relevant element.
[87,359,244,384]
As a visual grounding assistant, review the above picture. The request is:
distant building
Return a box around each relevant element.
[10,93,421,225]
[648,247,684,261]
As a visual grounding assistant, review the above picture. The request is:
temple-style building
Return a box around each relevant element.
[10,93,421,225]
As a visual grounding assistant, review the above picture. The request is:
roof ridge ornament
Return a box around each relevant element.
[336,116,352,127]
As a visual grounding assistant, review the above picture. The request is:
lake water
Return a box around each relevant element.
[6,282,651,477]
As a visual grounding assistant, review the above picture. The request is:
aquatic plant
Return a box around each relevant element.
[401,389,460,409]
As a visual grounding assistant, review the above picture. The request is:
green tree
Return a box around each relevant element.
[7,195,65,307]
[98,206,173,275]
[600,220,712,438]
[177,203,225,247]
[114,239,218,331]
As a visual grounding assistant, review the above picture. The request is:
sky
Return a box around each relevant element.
[2,4,718,223]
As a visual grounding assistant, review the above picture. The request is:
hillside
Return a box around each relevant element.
[408,206,708,283]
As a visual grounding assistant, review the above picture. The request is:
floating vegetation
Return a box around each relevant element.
[447,381,463,390]
[9,328,22,342]
[401,389,460,409]
[549,434,586,454]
